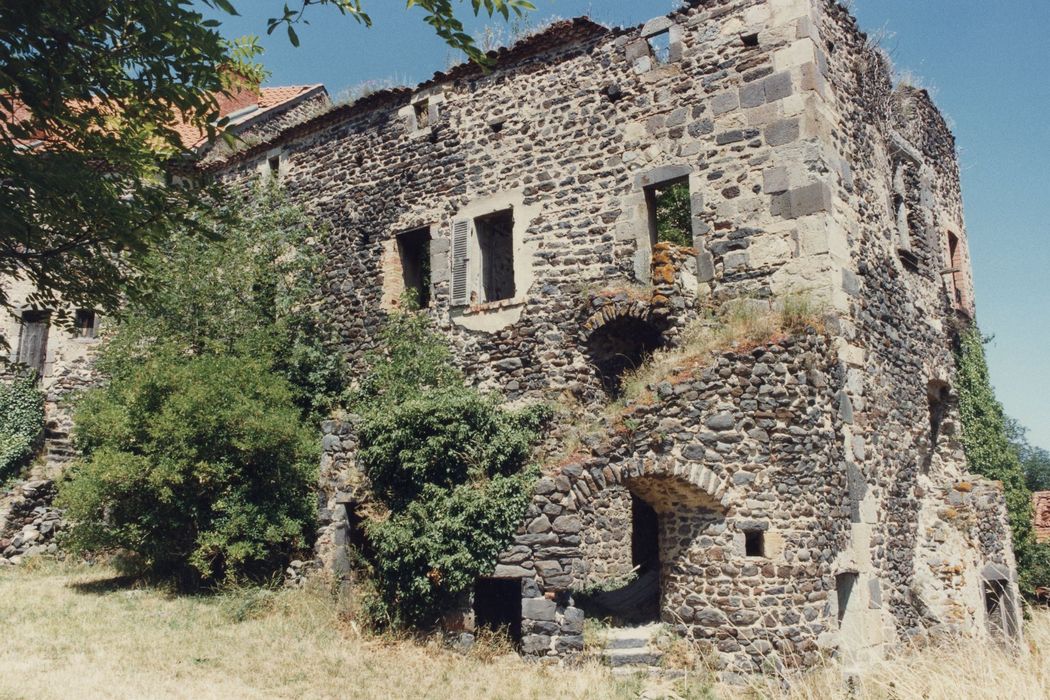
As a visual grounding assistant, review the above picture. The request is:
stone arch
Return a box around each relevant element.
[582,301,669,397]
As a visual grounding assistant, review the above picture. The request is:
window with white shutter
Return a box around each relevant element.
[450,219,471,306]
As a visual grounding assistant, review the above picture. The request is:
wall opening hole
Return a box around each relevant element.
[631,493,660,572]
[73,309,98,339]
[646,177,692,248]
[267,154,280,178]
[396,227,432,308]
[489,120,505,134]
[585,316,665,397]
[473,578,522,644]
[744,529,765,558]
[414,99,430,129]
[741,33,759,47]
[836,572,858,625]
[603,83,624,103]
[475,209,516,302]
[647,31,672,64]
[983,578,1018,642]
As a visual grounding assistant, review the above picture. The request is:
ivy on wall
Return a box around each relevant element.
[0,373,44,482]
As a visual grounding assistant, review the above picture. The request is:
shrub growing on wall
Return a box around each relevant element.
[0,373,44,481]
[56,185,341,586]
[353,309,550,627]
[956,326,1050,598]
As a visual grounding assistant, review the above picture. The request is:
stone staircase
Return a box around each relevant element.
[43,428,77,469]
[601,623,665,671]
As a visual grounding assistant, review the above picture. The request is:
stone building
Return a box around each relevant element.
[195,0,1021,676]
[2,0,1023,677]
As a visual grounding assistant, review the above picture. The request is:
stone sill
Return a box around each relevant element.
[461,298,526,316]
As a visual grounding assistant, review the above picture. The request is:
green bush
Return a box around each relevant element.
[57,185,339,587]
[0,373,44,481]
[353,309,550,627]
[57,351,317,586]
[956,327,1050,598]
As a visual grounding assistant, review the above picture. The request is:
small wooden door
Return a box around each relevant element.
[17,311,49,374]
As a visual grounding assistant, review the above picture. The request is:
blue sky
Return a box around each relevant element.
[208,1,1050,449]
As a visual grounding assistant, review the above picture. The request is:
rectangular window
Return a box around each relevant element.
[414,100,430,130]
[17,310,49,374]
[947,231,965,309]
[74,309,98,339]
[268,154,280,179]
[397,227,431,308]
[646,178,692,248]
[647,31,672,64]
[475,210,515,303]
[744,530,765,558]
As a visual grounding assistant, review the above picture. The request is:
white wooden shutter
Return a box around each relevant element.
[450,219,471,306]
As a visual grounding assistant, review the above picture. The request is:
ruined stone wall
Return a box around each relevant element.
[494,331,848,673]
[815,0,1014,655]
[212,0,845,406]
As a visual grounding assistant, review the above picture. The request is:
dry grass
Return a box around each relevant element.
[1,560,1047,700]
[618,294,824,402]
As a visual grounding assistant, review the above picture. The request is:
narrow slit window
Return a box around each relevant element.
[396,227,431,308]
[268,155,280,178]
[646,177,692,248]
[744,530,765,558]
[947,231,965,309]
[836,572,858,624]
[647,31,672,64]
[475,210,515,303]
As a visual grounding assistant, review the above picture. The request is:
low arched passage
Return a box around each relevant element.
[584,314,666,397]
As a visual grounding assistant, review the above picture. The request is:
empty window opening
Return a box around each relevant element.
[475,210,515,302]
[647,31,672,64]
[983,579,1019,642]
[585,317,665,397]
[473,578,522,644]
[836,572,858,625]
[631,493,660,572]
[741,33,759,47]
[744,529,765,558]
[646,178,692,247]
[267,154,280,178]
[74,309,98,339]
[17,310,49,374]
[397,227,432,308]
[414,100,430,129]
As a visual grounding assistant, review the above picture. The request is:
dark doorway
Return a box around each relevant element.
[474,578,522,643]
[586,317,665,397]
[631,494,660,571]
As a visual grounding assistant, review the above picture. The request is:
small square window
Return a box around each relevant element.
[414,100,430,130]
[744,530,765,558]
[741,33,759,48]
[74,309,98,339]
[647,31,672,64]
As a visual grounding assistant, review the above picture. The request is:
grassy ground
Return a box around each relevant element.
[0,561,1046,700]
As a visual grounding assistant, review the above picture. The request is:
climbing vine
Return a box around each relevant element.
[0,373,44,482]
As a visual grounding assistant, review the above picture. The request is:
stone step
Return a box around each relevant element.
[603,647,664,668]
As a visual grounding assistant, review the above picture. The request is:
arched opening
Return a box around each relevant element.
[585,316,665,397]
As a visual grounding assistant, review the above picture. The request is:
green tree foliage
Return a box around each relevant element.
[352,309,549,627]
[956,327,1050,598]
[0,1,531,346]
[653,180,693,247]
[1005,416,1050,493]
[56,187,340,586]
[0,373,44,481]
[57,352,317,586]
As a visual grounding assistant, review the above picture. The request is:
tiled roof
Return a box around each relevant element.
[173,84,326,150]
